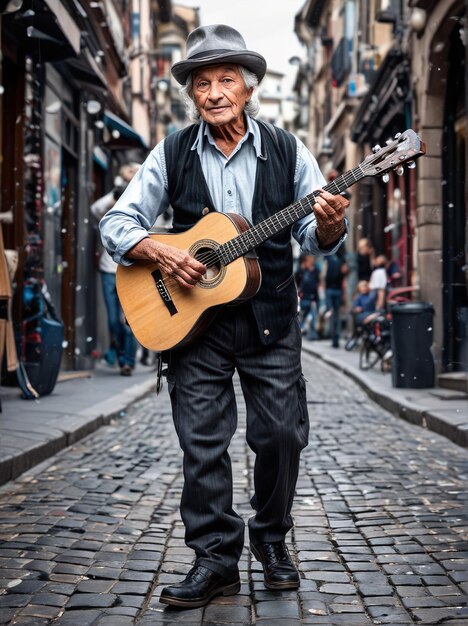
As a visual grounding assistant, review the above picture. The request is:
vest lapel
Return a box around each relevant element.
[191,144,217,212]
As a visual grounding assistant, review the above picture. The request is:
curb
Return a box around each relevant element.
[0,377,156,487]
[302,344,468,448]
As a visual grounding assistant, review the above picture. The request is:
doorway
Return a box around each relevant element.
[442,19,467,371]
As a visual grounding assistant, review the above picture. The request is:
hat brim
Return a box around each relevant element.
[171,50,267,85]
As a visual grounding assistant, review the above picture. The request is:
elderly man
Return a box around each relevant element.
[100,24,348,609]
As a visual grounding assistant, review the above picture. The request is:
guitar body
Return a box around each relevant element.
[116,212,261,351]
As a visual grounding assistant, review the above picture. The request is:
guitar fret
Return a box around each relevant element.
[218,160,369,264]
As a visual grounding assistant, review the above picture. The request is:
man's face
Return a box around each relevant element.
[192,64,253,127]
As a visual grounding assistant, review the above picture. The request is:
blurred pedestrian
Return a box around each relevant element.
[357,238,374,281]
[325,249,347,348]
[386,257,402,287]
[369,254,388,311]
[351,280,377,325]
[295,253,320,339]
[91,163,140,376]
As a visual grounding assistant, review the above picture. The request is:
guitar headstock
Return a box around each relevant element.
[360,130,426,181]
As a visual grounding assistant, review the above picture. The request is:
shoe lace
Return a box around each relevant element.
[185,563,209,583]
[263,541,291,563]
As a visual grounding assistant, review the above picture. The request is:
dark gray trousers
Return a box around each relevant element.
[167,303,309,577]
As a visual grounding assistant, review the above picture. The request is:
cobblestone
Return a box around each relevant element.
[0,351,467,624]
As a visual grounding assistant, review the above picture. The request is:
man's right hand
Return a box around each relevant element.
[126,238,206,289]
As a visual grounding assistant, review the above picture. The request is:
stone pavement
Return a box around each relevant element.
[302,339,468,448]
[0,351,467,625]
[0,363,157,486]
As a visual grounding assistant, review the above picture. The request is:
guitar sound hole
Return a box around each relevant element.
[194,246,223,285]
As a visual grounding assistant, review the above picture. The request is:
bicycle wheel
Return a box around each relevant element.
[381,348,392,373]
[345,335,358,351]
[359,339,381,370]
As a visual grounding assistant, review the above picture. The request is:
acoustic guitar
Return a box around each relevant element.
[116,129,425,351]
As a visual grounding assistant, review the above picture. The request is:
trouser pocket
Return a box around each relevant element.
[166,373,180,435]
[297,373,310,446]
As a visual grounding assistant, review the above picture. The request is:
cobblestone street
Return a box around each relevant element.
[0,352,467,626]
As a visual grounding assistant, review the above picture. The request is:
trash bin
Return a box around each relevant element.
[391,302,435,388]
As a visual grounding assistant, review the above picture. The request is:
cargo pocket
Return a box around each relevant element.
[297,373,310,447]
[166,373,180,435]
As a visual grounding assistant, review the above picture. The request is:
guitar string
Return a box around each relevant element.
[152,193,338,290]
[139,142,415,292]
[151,166,367,290]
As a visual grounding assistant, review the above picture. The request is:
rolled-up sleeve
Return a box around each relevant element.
[291,138,347,255]
[99,141,169,265]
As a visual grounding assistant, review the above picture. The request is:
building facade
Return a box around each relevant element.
[0,0,177,377]
[294,0,467,375]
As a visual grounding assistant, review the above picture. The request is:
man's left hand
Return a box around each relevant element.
[313,189,349,248]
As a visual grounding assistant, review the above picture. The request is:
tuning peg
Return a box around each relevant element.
[394,132,402,139]
[385,138,393,145]
[372,144,382,153]
[382,173,390,183]
[395,165,405,176]
[407,160,416,169]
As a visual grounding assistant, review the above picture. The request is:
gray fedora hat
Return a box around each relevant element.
[171,24,267,85]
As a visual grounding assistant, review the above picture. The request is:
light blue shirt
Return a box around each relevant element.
[100,116,347,265]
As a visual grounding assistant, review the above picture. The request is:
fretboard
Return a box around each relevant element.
[219,164,364,264]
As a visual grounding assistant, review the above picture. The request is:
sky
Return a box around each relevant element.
[179,0,307,90]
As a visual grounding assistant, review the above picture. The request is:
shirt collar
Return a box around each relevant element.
[190,115,263,159]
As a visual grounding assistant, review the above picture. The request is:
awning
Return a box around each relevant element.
[4,0,80,61]
[351,48,409,145]
[65,48,107,89]
[93,147,109,171]
[103,110,149,151]
[43,0,80,55]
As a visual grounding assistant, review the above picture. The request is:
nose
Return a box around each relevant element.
[208,81,222,101]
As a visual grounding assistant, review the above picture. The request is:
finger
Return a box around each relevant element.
[187,257,206,275]
[318,189,337,203]
[318,189,348,210]
[183,264,206,281]
[180,251,206,274]
[174,267,199,287]
[314,197,335,215]
[313,203,342,224]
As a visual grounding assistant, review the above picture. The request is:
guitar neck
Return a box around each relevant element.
[218,164,365,264]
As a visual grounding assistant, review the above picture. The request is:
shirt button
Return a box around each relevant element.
[263,329,270,336]
[227,190,232,195]
[202,207,210,215]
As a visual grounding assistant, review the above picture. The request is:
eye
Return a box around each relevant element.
[197,80,209,89]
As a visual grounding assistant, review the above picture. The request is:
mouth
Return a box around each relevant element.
[208,106,228,113]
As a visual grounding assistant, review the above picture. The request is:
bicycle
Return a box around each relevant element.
[358,286,418,372]
[359,313,392,371]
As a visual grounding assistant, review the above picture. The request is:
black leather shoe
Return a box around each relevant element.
[159,564,240,608]
[251,541,300,590]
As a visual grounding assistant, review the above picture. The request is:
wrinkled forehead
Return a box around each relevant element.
[192,64,242,80]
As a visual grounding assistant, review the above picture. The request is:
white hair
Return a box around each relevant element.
[179,65,260,123]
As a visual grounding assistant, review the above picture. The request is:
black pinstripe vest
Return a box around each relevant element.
[164,120,298,345]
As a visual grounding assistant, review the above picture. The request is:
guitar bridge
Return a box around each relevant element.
[151,269,177,316]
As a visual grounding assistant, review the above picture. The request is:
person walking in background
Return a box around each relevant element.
[91,163,140,376]
[295,254,320,339]
[356,237,374,281]
[369,254,388,311]
[325,247,347,348]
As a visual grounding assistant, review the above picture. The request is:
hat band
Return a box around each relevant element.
[188,48,245,61]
